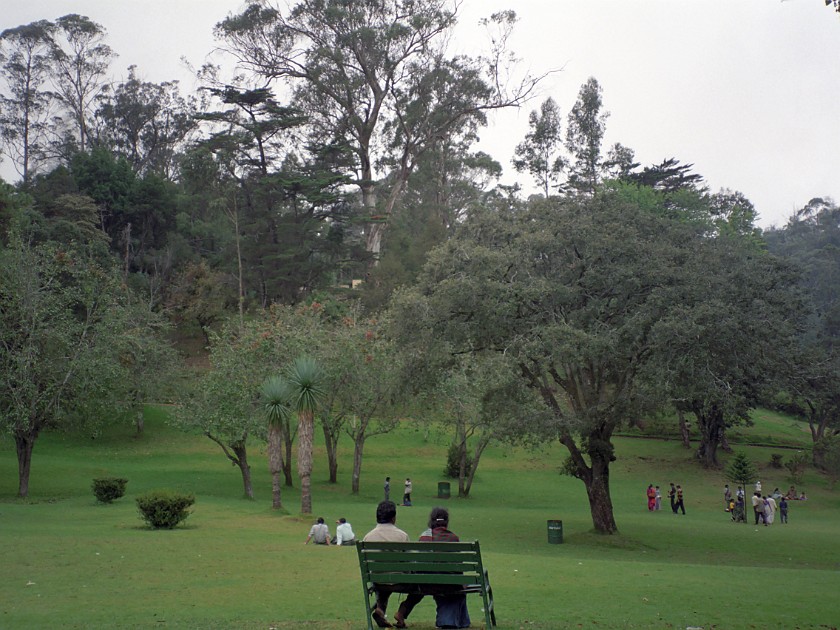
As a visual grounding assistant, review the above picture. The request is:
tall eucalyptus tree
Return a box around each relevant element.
[215,1,545,260]
[0,20,55,183]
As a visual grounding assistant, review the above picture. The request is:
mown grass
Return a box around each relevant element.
[1,407,838,629]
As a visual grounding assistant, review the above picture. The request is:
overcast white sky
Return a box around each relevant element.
[3,0,839,228]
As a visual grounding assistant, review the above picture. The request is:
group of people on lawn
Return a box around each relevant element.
[304,516,357,546]
[724,481,805,525]
[646,482,686,514]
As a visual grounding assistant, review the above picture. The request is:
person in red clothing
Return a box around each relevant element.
[646,484,656,511]
[392,507,469,629]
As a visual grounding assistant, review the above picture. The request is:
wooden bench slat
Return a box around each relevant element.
[365,551,479,565]
[365,561,479,572]
[365,573,479,585]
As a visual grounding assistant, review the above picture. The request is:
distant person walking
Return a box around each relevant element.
[668,483,677,513]
[765,495,777,525]
[403,478,413,506]
[755,480,762,493]
[647,484,656,511]
[724,484,732,510]
[752,492,766,525]
[779,496,789,524]
[674,485,685,515]
[654,486,661,511]
[384,477,391,502]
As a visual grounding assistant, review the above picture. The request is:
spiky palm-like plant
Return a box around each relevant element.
[286,356,325,514]
[260,375,292,510]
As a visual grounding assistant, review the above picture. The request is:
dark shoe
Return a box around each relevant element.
[394,605,408,628]
[372,608,393,628]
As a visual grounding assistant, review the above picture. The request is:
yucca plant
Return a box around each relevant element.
[260,375,293,510]
[285,356,325,515]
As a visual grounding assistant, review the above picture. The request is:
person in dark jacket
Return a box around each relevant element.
[393,507,469,629]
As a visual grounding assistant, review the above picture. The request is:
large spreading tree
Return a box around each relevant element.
[392,191,706,533]
[0,237,173,497]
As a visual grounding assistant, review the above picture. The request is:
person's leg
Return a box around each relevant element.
[372,590,393,628]
[394,593,424,627]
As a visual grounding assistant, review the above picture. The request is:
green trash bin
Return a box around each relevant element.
[437,481,451,499]
[547,519,563,544]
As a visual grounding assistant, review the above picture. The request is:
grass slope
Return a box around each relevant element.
[1,408,838,629]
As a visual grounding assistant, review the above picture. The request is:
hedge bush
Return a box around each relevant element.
[91,477,128,503]
[136,490,195,529]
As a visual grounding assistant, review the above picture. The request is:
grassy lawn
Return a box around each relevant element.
[1,408,839,629]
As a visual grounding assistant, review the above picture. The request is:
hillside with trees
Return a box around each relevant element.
[1,2,837,535]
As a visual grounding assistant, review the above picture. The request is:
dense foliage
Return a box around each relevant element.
[1,5,837,532]
[136,490,195,529]
[91,477,128,504]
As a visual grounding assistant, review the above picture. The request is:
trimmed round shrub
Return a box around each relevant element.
[92,477,128,504]
[136,490,195,529]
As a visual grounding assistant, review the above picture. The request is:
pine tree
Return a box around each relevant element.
[726,451,758,524]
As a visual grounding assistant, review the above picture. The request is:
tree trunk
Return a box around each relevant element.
[268,423,283,509]
[135,408,144,435]
[807,407,835,468]
[322,419,339,484]
[365,221,386,260]
[559,425,618,534]
[458,439,468,498]
[695,408,723,468]
[351,435,365,495]
[720,428,733,453]
[204,432,254,499]
[15,432,36,498]
[813,438,829,470]
[463,435,492,498]
[283,417,294,486]
[678,409,691,449]
[231,441,253,500]
[583,450,618,534]
[298,411,314,514]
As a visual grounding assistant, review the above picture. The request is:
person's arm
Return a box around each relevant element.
[335,527,343,546]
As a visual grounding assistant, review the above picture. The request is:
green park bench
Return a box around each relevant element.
[356,540,496,629]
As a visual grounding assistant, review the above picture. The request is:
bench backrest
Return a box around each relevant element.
[357,540,486,586]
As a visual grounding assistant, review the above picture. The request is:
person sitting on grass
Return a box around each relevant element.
[333,517,356,546]
[304,517,331,545]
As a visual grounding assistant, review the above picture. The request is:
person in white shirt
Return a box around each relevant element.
[334,517,356,546]
[765,495,777,525]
